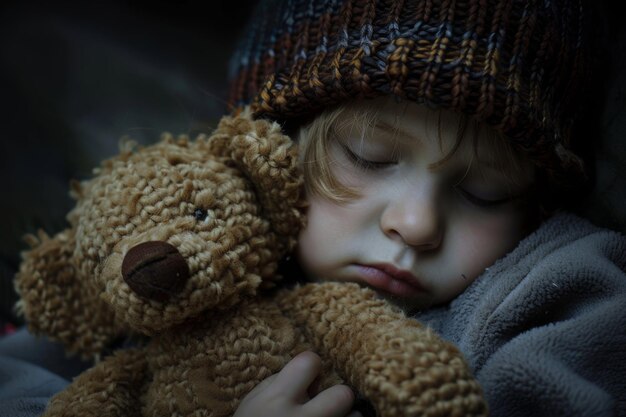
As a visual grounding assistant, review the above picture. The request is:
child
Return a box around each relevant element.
[1,1,624,417]
[228,0,626,416]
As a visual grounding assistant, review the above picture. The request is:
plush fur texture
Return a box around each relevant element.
[15,111,487,417]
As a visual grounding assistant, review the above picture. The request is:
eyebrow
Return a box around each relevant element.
[375,119,416,143]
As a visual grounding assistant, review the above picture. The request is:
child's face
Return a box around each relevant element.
[297,99,536,313]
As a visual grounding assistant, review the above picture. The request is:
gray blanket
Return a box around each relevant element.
[414,212,626,416]
[0,329,91,417]
[1,213,624,416]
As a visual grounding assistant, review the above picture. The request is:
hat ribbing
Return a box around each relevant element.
[229,0,590,187]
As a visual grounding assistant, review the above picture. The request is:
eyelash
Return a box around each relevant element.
[340,142,515,208]
[455,187,513,208]
[340,143,396,170]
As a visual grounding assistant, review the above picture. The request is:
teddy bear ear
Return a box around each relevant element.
[14,228,122,360]
[207,110,307,253]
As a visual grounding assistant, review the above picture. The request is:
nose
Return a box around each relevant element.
[122,241,190,302]
[380,186,443,250]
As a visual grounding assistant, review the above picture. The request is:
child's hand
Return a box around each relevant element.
[234,351,361,417]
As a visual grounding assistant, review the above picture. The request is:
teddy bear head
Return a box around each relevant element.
[16,112,305,355]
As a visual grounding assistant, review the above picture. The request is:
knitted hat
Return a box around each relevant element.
[228,0,592,190]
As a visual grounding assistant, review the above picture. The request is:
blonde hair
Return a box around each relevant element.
[297,99,534,204]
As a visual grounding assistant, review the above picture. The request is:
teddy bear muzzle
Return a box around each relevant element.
[121,241,190,302]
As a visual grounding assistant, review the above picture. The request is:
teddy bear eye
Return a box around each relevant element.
[193,208,209,221]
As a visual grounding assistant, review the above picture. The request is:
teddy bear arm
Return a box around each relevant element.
[43,348,149,417]
[14,228,119,359]
[277,282,488,417]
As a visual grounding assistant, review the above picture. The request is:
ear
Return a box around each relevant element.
[14,228,122,360]
[208,110,306,252]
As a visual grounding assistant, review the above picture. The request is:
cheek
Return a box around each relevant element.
[300,197,344,247]
[297,224,325,273]
[296,195,354,277]
[455,213,527,274]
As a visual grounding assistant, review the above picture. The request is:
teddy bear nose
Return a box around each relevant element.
[121,241,190,302]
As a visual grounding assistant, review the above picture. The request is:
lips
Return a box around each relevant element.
[354,263,425,298]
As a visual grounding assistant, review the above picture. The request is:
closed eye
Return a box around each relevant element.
[340,143,396,170]
[455,187,514,207]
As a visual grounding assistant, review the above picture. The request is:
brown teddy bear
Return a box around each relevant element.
[15,111,488,417]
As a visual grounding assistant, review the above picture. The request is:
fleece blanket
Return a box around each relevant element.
[1,213,624,417]
[414,212,626,417]
[0,328,92,417]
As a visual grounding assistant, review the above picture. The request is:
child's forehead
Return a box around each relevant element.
[337,98,483,147]
[340,98,463,136]
[334,97,534,177]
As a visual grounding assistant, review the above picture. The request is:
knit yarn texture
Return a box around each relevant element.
[15,112,306,356]
[229,0,590,187]
[15,111,488,417]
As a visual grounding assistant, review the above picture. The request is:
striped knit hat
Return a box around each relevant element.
[228,0,592,190]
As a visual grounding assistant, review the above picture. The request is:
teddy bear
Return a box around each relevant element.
[15,111,488,417]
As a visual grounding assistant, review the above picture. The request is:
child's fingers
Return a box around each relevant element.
[271,351,322,398]
[243,373,278,400]
[303,384,355,417]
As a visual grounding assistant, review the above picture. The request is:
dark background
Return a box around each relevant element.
[0,0,257,326]
[1,1,625,329]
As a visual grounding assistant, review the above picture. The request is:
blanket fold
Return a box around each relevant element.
[414,213,626,417]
